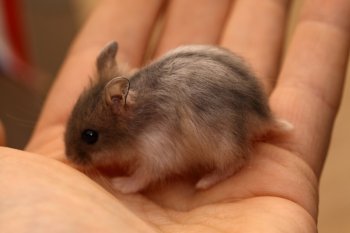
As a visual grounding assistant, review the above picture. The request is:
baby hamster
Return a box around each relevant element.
[64,41,291,193]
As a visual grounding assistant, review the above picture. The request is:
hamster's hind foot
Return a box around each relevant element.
[195,168,237,190]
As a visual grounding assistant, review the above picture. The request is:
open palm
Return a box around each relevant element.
[1,0,349,232]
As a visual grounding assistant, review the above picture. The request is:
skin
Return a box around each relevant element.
[1,0,349,232]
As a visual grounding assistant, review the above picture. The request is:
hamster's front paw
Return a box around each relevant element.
[111,177,142,194]
[111,172,150,194]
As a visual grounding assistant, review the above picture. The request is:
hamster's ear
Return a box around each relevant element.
[97,41,118,80]
[104,77,130,112]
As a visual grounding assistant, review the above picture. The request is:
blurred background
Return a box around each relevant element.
[0,1,348,232]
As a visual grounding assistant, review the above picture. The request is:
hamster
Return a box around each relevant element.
[64,41,291,194]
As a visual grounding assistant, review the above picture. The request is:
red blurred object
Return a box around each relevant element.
[0,0,34,87]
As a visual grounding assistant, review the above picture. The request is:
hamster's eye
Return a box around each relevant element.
[81,129,99,145]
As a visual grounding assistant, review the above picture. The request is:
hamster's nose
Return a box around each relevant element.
[65,147,92,165]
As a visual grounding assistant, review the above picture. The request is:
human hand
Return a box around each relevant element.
[1,0,350,232]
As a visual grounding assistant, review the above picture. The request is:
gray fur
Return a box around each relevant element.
[64,42,280,193]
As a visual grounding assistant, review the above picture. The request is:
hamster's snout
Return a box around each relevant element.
[65,143,93,165]
[67,152,92,166]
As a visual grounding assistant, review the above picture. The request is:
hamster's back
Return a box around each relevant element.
[129,45,271,131]
[123,45,272,172]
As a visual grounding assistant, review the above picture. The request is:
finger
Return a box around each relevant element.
[220,0,290,93]
[27,0,164,151]
[270,0,350,176]
[154,0,231,57]
[69,0,165,67]
[0,148,156,233]
[0,120,6,146]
